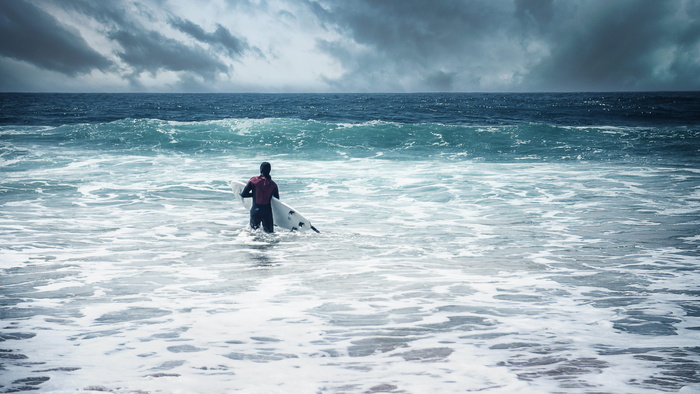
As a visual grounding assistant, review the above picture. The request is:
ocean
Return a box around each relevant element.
[1,92,699,393]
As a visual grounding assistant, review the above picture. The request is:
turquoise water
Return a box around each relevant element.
[1,93,699,392]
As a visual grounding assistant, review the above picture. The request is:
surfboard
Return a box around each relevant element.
[231,180,319,233]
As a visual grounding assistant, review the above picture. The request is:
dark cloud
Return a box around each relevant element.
[0,0,111,75]
[524,1,699,91]
[309,0,521,91]
[60,0,250,86]
[424,70,458,91]
[515,0,553,31]
[315,0,502,63]
[658,1,700,89]
[109,29,228,78]
[1,0,699,92]
[169,17,249,57]
[0,0,260,91]
[309,0,700,92]
[64,0,230,77]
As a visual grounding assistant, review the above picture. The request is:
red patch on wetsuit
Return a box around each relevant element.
[249,176,277,205]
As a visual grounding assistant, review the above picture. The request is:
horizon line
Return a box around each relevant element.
[2,90,699,95]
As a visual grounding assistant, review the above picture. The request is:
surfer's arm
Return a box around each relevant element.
[273,187,279,200]
[240,182,254,198]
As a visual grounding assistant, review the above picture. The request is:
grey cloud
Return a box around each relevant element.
[424,71,458,92]
[0,0,233,89]
[56,0,132,29]
[308,0,518,91]
[0,0,111,75]
[515,0,553,32]
[109,29,228,78]
[526,1,700,91]
[317,0,502,62]
[169,17,250,57]
[309,0,700,92]
[664,2,700,89]
[2,0,699,92]
[60,0,236,83]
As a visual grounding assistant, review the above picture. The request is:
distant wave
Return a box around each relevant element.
[2,118,698,164]
[2,92,699,127]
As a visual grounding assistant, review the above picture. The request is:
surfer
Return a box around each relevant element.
[240,162,279,233]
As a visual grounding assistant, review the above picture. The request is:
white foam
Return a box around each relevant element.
[2,155,699,393]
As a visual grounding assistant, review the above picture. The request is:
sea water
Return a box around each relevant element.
[1,93,699,393]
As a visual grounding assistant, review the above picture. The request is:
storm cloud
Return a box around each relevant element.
[523,0,700,91]
[169,17,250,57]
[0,0,110,75]
[311,0,522,91]
[311,0,700,92]
[109,29,228,78]
[0,0,698,92]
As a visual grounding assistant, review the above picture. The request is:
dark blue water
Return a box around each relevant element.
[2,92,698,126]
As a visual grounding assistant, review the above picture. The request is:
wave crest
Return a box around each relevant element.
[2,118,698,163]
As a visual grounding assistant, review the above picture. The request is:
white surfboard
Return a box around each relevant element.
[231,180,319,233]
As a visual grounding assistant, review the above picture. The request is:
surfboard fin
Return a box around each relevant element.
[296,221,321,233]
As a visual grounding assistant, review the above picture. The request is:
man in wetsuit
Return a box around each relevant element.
[240,162,279,233]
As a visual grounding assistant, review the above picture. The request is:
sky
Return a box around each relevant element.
[1,0,699,93]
